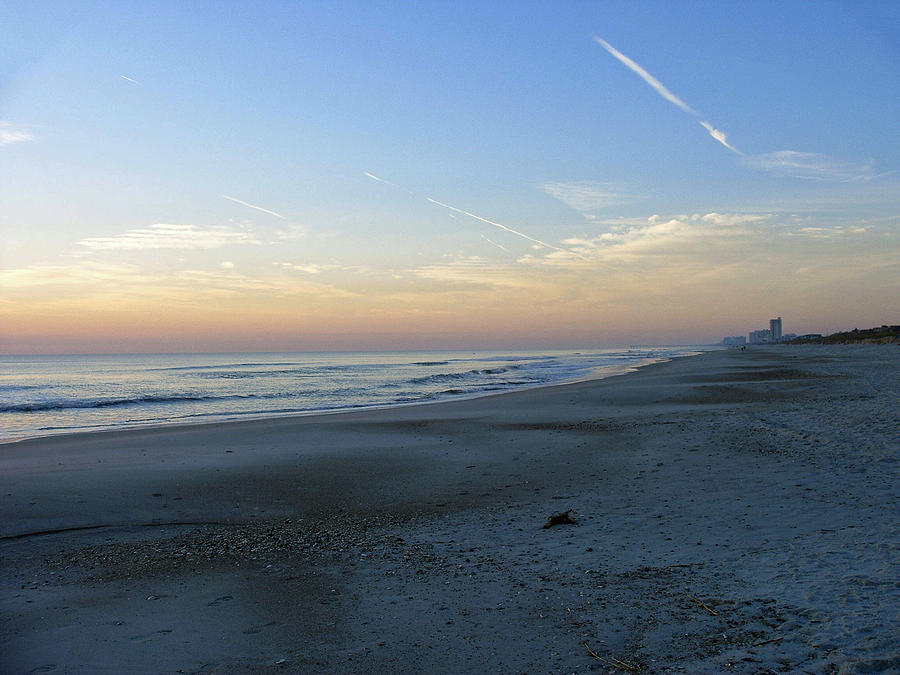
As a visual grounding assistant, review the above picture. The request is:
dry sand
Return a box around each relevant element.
[1,346,897,674]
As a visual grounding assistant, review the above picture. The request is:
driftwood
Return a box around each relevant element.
[690,596,719,616]
[752,636,784,647]
[542,509,576,529]
[581,641,639,672]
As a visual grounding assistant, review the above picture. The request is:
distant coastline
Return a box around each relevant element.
[722,323,899,347]
[788,324,900,345]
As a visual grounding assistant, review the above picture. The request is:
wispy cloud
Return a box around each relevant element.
[120,75,138,84]
[0,262,154,289]
[741,151,876,182]
[790,225,870,239]
[593,36,741,155]
[426,197,586,260]
[272,224,307,241]
[0,260,360,303]
[522,212,765,267]
[222,195,287,220]
[273,262,340,274]
[77,224,259,251]
[410,257,536,290]
[0,122,34,146]
[542,181,637,213]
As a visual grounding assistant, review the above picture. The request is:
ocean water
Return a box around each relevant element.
[0,347,706,442]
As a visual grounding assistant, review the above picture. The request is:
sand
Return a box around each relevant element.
[1,346,897,674]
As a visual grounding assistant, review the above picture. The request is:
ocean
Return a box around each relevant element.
[0,347,707,442]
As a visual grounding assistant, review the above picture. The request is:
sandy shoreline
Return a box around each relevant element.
[1,346,897,673]
[0,352,674,447]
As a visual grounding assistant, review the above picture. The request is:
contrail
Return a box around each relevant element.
[364,171,395,186]
[366,171,587,260]
[427,197,586,260]
[593,36,695,115]
[222,195,287,220]
[120,75,138,84]
[481,233,511,253]
[593,36,741,155]
[699,120,741,154]
[364,171,416,195]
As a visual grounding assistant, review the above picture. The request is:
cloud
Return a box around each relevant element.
[222,195,287,220]
[273,262,340,274]
[174,269,281,291]
[0,262,154,288]
[0,260,360,303]
[741,151,876,182]
[77,224,260,251]
[526,212,765,267]
[411,257,536,290]
[542,181,637,212]
[593,37,740,155]
[0,122,34,146]
[273,224,308,241]
[120,75,138,84]
[791,225,871,239]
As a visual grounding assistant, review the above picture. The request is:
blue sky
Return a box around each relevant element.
[2,1,898,352]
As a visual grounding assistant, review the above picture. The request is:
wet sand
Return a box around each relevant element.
[1,346,897,674]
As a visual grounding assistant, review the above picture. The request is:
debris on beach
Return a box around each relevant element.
[542,509,576,529]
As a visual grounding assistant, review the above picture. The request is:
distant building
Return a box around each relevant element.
[722,336,747,348]
[782,333,797,341]
[749,329,772,345]
[770,317,783,342]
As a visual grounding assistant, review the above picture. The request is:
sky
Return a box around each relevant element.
[1,0,898,353]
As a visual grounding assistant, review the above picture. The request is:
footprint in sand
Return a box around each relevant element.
[129,629,173,641]
[207,595,234,607]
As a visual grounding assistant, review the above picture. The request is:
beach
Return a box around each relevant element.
[1,346,897,674]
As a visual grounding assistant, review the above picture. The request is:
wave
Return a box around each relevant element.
[405,367,523,385]
[191,368,319,380]
[0,384,43,392]
[170,363,398,378]
[149,361,307,372]
[2,392,270,413]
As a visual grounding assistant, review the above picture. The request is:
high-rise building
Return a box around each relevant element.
[749,329,772,344]
[722,336,747,347]
[770,317,783,342]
